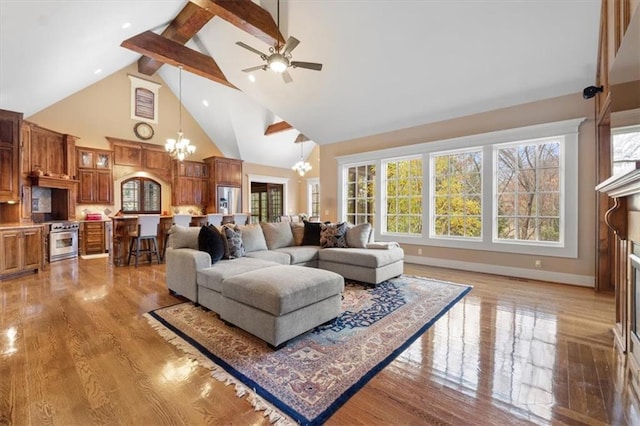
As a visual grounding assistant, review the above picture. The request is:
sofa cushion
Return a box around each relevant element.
[198,225,225,264]
[223,225,245,258]
[346,222,373,248]
[222,265,344,316]
[274,246,320,264]
[197,258,280,293]
[261,221,295,249]
[170,225,201,250]
[319,247,404,268]
[302,220,323,246]
[291,222,304,246]
[320,222,348,248]
[239,224,268,253]
[245,250,291,265]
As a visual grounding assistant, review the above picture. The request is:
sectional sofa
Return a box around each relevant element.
[165,221,404,347]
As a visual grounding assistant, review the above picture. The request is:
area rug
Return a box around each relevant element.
[145,275,472,425]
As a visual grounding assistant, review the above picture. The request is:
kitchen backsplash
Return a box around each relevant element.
[32,187,52,213]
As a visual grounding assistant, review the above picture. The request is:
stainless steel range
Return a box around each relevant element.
[49,222,79,262]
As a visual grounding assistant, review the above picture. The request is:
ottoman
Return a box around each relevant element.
[318,247,404,284]
[220,265,344,348]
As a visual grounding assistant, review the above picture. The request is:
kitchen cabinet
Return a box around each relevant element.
[0,109,22,203]
[172,160,208,206]
[76,147,113,204]
[81,221,105,255]
[204,156,243,213]
[0,226,42,280]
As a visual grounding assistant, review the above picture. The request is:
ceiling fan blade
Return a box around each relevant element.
[281,36,300,56]
[236,41,267,58]
[242,65,266,73]
[291,61,323,71]
[282,71,293,84]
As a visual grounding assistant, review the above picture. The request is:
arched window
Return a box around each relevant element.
[121,177,161,214]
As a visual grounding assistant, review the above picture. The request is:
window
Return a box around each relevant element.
[121,177,161,214]
[495,140,560,243]
[431,150,481,239]
[336,118,581,258]
[384,157,423,234]
[308,179,320,217]
[612,126,640,175]
[345,164,375,225]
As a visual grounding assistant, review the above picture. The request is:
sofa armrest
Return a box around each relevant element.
[165,248,211,302]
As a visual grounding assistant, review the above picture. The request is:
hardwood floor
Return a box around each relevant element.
[1,259,639,425]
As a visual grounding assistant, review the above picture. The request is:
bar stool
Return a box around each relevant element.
[233,213,248,225]
[128,214,161,267]
[161,214,191,262]
[206,213,223,226]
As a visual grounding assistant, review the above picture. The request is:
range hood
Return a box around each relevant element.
[29,175,79,190]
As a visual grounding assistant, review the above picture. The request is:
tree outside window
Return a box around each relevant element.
[346,164,375,225]
[495,141,560,242]
[432,150,482,238]
[384,157,422,234]
[121,177,161,214]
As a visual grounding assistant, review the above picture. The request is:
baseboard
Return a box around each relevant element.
[80,253,109,260]
[404,255,595,287]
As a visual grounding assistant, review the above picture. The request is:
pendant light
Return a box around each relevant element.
[165,66,196,161]
[292,134,312,176]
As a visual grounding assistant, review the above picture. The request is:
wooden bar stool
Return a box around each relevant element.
[128,214,161,267]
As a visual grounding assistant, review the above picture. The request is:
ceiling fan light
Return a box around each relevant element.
[268,54,288,73]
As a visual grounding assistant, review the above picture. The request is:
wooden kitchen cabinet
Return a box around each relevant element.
[82,221,105,255]
[172,160,208,206]
[0,226,42,280]
[0,109,22,203]
[76,147,113,204]
[204,156,243,213]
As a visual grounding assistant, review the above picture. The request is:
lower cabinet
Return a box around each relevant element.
[82,222,105,255]
[0,226,42,279]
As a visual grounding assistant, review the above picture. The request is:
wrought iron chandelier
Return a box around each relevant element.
[165,66,195,161]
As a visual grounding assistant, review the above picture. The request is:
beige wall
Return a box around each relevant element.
[319,92,596,283]
[296,144,321,215]
[27,63,224,160]
[242,162,301,216]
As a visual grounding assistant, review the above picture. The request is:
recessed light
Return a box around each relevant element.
[94,69,102,75]
[202,100,209,107]
[248,74,256,83]
[122,22,131,29]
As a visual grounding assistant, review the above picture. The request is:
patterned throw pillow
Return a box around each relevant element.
[223,224,245,258]
[319,222,348,248]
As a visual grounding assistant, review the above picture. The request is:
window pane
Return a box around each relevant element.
[345,164,375,225]
[496,141,561,243]
[383,157,422,235]
[431,150,482,239]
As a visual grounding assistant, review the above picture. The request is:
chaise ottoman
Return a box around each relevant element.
[219,265,344,348]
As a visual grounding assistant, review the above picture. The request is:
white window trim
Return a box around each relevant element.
[381,154,423,235]
[128,75,161,123]
[336,118,584,258]
[306,177,320,217]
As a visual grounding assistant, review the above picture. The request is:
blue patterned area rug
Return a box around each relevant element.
[145,275,472,425]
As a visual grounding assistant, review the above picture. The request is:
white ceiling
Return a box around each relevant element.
[0,0,601,169]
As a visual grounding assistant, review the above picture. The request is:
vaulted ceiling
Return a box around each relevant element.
[0,0,601,169]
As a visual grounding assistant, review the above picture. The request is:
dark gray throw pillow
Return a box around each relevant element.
[197,225,225,264]
[223,225,245,258]
[301,220,323,246]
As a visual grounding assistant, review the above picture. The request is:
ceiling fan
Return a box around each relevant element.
[236,0,322,83]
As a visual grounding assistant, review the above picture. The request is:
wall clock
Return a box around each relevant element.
[133,122,154,140]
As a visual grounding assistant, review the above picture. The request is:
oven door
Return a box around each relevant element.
[50,230,78,261]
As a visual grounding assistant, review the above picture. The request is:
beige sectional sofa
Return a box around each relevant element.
[164,221,404,347]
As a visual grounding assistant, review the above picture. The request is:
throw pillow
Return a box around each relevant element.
[260,221,295,249]
[320,222,348,248]
[301,220,323,246]
[237,224,268,253]
[291,222,305,246]
[346,222,373,248]
[197,225,225,264]
[223,225,245,258]
[170,224,201,250]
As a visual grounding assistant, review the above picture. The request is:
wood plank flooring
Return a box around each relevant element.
[1,259,639,425]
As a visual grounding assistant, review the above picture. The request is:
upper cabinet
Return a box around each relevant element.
[0,109,22,202]
[76,147,113,204]
[172,160,208,206]
[204,156,243,213]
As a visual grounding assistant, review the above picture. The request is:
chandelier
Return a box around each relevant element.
[165,66,195,161]
[292,135,312,176]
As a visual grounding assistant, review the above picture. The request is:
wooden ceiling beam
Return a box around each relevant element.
[189,0,284,47]
[137,2,215,76]
[264,121,293,135]
[121,31,237,89]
